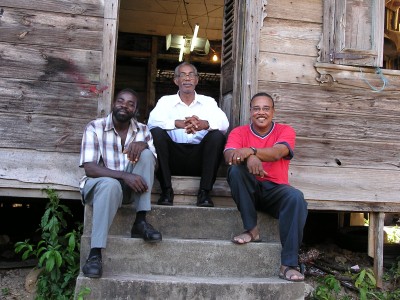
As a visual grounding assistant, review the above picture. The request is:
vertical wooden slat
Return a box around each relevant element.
[240,0,265,125]
[147,36,158,115]
[369,212,384,288]
[374,0,385,66]
[221,0,235,66]
[99,0,120,117]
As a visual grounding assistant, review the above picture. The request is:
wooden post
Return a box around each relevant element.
[99,0,120,117]
[239,0,265,125]
[368,212,384,288]
[146,36,158,119]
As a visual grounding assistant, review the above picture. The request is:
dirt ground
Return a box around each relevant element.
[0,241,397,300]
[0,268,35,300]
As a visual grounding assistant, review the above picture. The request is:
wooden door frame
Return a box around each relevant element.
[99,0,120,118]
[238,0,266,125]
[101,0,267,125]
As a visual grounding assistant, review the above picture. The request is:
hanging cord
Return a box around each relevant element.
[359,67,389,92]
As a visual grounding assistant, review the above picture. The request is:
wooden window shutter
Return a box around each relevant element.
[222,0,235,66]
[320,0,385,67]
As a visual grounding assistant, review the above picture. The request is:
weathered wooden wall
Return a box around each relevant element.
[258,0,400,210]
[0,0,105,198]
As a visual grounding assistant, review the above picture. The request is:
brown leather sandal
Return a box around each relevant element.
[231,230,262,244]
[279,266,305,282]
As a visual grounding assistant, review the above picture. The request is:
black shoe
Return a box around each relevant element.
[131,221,162,242]
[197,189,214,207]
[82,255,102,278]
[157,188,174,206]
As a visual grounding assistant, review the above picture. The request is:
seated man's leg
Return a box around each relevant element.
[150,127,183,205]
[81,177,123,277]
[227,165,261,242]
[257,183,308,280]
[199,130,226,191]
[196,130,226,207]
[124,149,162,242]
[150,127,173,191]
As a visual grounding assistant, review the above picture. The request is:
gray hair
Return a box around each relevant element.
[174,62,198,77]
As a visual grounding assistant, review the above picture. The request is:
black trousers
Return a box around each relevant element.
[150,127,226,191]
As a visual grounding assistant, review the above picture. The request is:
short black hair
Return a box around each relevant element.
[115,88,139,102]
[250,92,275,108]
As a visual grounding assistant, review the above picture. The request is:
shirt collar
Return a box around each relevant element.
[176,91,201,106]
[250,122,275,138]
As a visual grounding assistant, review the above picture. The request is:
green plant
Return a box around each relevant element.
[76,287,92,300]
[15,188,83,300]
[386,225,400,243]
[353,268,376,300]
[387,257,400,285]
[373,257,400,300]
[1,287,10,296]
[312,274,342,300]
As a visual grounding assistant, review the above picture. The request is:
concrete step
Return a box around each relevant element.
[75,273,305,300]
[151,176,233,207]
[79,237,282,278]
[83,205,280,242]
[75,176,306,300]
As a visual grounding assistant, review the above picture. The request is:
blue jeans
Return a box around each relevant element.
[227,164,308,266]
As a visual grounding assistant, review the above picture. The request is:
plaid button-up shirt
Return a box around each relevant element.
[79,113,156,188]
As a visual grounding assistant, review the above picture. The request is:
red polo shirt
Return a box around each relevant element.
[224,122,296,185]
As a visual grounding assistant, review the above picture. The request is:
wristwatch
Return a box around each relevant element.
[250,147,257,155]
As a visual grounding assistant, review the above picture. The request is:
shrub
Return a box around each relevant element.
[15,188,82,300]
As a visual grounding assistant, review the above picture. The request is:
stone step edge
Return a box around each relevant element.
[76,272,296,285]
[80,235,281,245]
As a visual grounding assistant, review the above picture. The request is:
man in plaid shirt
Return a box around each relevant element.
[79,88,161,278]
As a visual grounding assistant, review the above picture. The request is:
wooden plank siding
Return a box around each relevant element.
[0,0,107,197]
[259,2,397,284]
[0,0,103,16]
[258,0,400,210]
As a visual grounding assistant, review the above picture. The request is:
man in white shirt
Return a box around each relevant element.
[148,62,229,207]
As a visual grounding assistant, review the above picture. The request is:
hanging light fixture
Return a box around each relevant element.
[190,24,199,52]
[210,47,218,62]
[179,36,185,62]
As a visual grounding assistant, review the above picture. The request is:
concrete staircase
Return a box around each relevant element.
[74,177,305,299]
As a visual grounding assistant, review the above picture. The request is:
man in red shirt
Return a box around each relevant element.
[223,92,308,282]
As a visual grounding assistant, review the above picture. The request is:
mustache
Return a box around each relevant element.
[115,108,129,114]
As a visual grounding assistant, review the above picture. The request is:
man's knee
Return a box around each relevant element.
[84,177,123,206]
[140,149,156,162]
[227,165,247,182]
[204,130,226,145]
[150,127,165,139]
[286,188,307,211]
[98,177,122,195]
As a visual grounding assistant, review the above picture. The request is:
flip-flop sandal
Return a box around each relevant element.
[279,266,305,282]
[231,230,262,244]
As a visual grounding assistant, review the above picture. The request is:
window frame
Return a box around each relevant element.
[318,0,385,68]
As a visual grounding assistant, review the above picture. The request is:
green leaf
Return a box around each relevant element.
[46,256,55,272]
[366,270,376,286]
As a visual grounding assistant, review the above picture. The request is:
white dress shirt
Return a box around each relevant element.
[148,92,229,144]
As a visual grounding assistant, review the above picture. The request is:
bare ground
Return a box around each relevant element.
[0,241,398,300]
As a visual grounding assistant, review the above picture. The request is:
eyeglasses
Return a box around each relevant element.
[177,72,198,79]
[250,106,272,113]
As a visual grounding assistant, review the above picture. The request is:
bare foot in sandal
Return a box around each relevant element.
[231,227,261,244]
[279,265,304,282]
